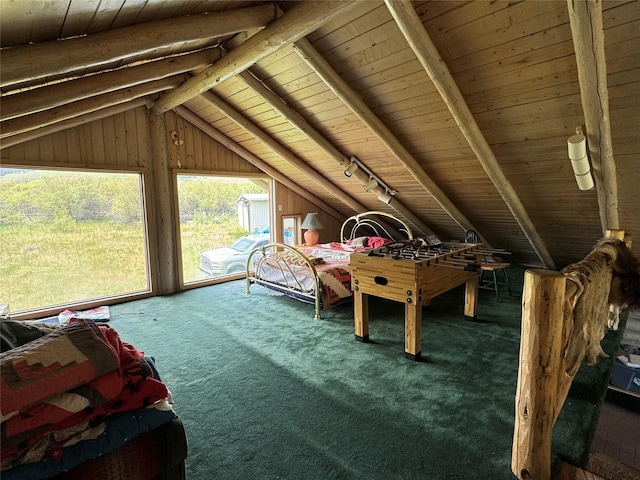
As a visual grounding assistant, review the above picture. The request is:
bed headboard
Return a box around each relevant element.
[340,211,413,243]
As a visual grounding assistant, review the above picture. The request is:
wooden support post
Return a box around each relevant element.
[404,302,422,360]
[512,269,566,480]
[148,112,178,295]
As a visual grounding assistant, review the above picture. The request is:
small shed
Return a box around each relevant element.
[236,193,269,233]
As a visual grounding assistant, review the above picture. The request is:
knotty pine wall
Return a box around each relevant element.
[2,108,151,169]
[273,183,343,244]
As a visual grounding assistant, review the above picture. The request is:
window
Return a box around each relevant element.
[176,174,270,284]
[0,168,149,314]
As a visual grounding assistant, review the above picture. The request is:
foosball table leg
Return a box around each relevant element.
[354,289,370,342]
[404,302,422,361]
[464,274,479,321]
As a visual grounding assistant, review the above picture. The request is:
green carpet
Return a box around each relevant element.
[106,266,622,479]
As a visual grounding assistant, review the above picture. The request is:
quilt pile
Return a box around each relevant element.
[0,318,171,472]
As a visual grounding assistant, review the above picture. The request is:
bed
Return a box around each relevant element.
[245,211,414,319]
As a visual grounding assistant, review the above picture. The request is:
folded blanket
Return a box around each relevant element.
[1,319,120,423]
[1,322,169,468]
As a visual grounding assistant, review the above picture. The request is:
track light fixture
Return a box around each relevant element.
[377,190,393,205]
[363,178,378,192]
[344,161,359,177]
[345,156,397,197]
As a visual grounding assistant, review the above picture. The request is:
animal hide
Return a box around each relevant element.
[561,239,640,373]
[602,239,640,329]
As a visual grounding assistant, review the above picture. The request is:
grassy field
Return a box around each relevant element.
[0,220,245,313]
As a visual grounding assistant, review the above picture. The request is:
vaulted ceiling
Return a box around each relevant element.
[1,0,638,268]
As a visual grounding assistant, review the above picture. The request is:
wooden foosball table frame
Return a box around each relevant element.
[350,242,483,360]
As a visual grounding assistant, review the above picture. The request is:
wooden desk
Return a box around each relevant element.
[350,243,481,360]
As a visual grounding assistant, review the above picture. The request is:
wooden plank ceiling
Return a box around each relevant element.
[1,0,638,268]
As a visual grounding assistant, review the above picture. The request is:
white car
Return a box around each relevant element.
[199,234,270,278]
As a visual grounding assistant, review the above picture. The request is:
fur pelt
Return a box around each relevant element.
[599,239,640,330]
[561,238,640,369]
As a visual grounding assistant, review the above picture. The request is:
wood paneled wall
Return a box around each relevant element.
[1,107,270,177]
[165,112,264,174]
[274,182,343,244]
[1,108,151,169]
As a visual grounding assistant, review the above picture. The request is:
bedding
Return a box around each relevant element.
[246,211,414,318]
[1,319,120,423]
[0,319,176,478]
[257,244,354,308]
[3,396,177,480]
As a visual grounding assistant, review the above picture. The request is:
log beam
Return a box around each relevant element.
[385,0,556,269]
[1,50,220,121]
[237,69,435,236]
[152,0,358,114]
[567,0,618,232]
[174,106,346,221]
[293,37,486,243]
[0,76,185,139]
[199,91,366,214]
[0,4,277,88]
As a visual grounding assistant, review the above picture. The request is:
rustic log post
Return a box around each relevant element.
[512,269,566,480]
[568,0,618,234]
[148,112,178,295]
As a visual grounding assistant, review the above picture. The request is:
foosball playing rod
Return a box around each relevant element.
[437,260,480,271]
[474,249,511,255]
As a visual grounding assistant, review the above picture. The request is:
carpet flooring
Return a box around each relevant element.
[106,266,621,479]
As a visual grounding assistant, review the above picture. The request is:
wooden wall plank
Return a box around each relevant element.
[124,110,138,168]
[101,116,117,166]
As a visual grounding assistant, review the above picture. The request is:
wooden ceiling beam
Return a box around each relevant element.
[175,106,345,221]
[385,0,556,269]
[152,0,359,114]
[237,69,436,236]
[1,50,220,121]
[567,0,618,232]
[0,76,184,140]
[0,4,277,88]
[199,91,366,214]
[292,37,484,243]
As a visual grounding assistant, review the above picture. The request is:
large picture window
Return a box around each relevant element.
[0,168,149,314]
[176,174,270,284]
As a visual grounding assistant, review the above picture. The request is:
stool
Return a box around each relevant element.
[479,262,512,301]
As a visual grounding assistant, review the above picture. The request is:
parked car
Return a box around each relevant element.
[199,233,270,278]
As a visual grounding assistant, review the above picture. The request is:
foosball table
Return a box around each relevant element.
[350,240,485,360]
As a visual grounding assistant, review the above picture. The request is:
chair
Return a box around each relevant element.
[465,230,512,301]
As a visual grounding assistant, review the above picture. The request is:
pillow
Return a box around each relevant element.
[347,236,368,247]
[367,236,391,249]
